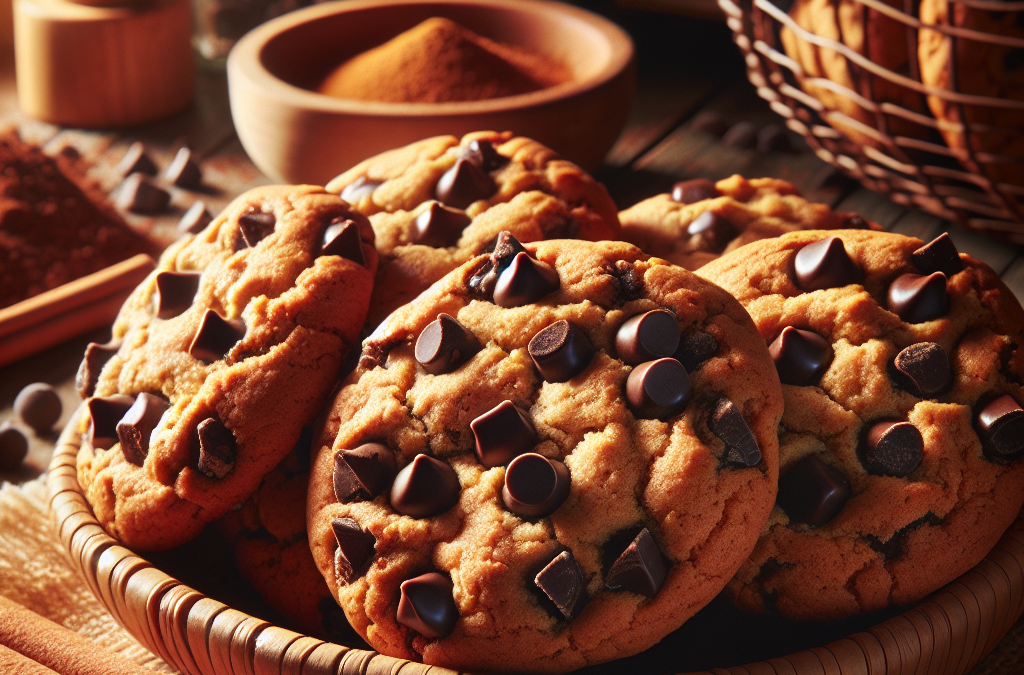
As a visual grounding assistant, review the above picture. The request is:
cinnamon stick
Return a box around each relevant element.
[0,644,60,675]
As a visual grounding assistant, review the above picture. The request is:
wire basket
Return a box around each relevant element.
[717,0,1024,242]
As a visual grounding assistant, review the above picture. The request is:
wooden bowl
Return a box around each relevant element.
[226,0,635,185]
[48,406,1024,675]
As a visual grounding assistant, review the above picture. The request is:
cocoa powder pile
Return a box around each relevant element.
[318,17,570,103]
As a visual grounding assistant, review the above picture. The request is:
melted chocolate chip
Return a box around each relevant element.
[179,201,212,235]
[116,174,170,214]
[605,528,666,598]
[86,395,134,449]
[116,142,156,177]
[413,202,471,248]
[674,331,718,372]
[687,211,738,252]
[911,233,963,277]
[76,340,122,399]
[390,454,460,517]
[155,271,201,320]
[977,395,1024,460]
[14,383,62,433]
[502,453,570,518]
[768,327,833,386]
[626,358,691,420]
[116,393,169,467]
[864,421,923,477]
[321,217,366,266]
[892,343,952,398]
[415,314,481,375]
[471,401,538,468]
[528,320,595,382]
[397,573,458,638]
[793,237,861,291]
[196,417,236,479]
[469,232,529,298]
[334,443,397,502]
[610,260,644,302]
[777,455,851,527]
[435,158,496,209]
[189,310,245,363]
[458,139,508,171]
[671,179,718,204]
[164,147,202,189]
[492,252,559,308]
[238,211,276,247]
[887,272,949,323]
[615,310,680,366]
[340,176,383,203]
[0,423,28,470]
[710,398,762,467]
[332,517,376,583]
[535,551,588,621]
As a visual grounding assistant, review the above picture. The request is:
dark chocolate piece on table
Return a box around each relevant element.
[710,398,762,467]
[76,340,122,399]
[605,528,667,598]
[397,573,459,638]
[911,233,963,277]
[238,210,276,247]
[722,121,757,149]
[415,313,481,375]
[334,442,397,502]
[687,211,737,252]
[690,111,728,137]
[390,454,460,517]
[977,395,1024,460]
[626,358,691,420]
[529,320,595,383]
[189,310,245,363]
[14,383,62,432]
[435,158,496,209]
[321,217,366,266]
[615,310,680,366]
[471,400,538,468]
[892,343,952,398]
[117,393,169,466]
[155,271,201,319]
[332,517,376,583]
[768,326,833,386]
[793,237,861,291]
[671,178,718,204]
[777,454,851,527]
[887,272,949,323]
[864,420,923,477]
[0,423,29,470]
[164,147,202,189]
[116,173,170,214]
[535,551,588,621]
[178,201,213,235]
[756,124,791,152]
[412,201,471,247]
[116,142,157,177]
[502,453,570,518]
[86,395,135,449]
[196,417,236,478]
[492,252,559,308]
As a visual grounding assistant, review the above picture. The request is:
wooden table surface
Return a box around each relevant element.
[0,3,1020,672]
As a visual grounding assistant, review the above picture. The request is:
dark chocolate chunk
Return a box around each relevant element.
[458,139,508,172]
[238,210,276,247]
[155,271,201,320]
[674,331,718,372]
[864,420,923,477]
[332,517,376,583]
[164,147,202,189]
[977,394,1024,460]
[502,453,570,518]
[911,233,963,277]
[722,121,757,149]
[333,443,397,502]
[710,398,762,467]
[892,343,952,397]
[610,260,644,302]
[76,340,121,399]
[535,551,588,621]
[390,454,460,517]
[413,202,471,248]
[196,417,236,479]
[671,178,719,204]
[178,201,212,235]
[116,173,170,214]
[435,158,496,209]
[340,176,383,203]
[415,314,481,375]
[841,214,871,230]
[616,310,680,366]
[397,573,458,638]
[793,237,861,291]
[116,393,169,467]
[0,422,28,470]
[116,142,157,177]
[626,358,691,420]
[887,272,949,323]
[777,455,851,527]
[492,252,559,308]
[14,383,62,432]
[529,320,595,382]
[471,401,538,468]
[687,211,738,252]
[756,124,791,152]
[321,217,366,266]
[768,326,833,386]
[690,111,728,137]
[605,528,666,598]
[189,310,245,363]
[467,231,528,297]
[86,395,135,450]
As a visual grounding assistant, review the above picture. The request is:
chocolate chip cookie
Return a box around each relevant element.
[699,229,1024,620]
[324,131,620,326]
[620,175,875,271]
[76,185,378,551]
[307,234,784,672]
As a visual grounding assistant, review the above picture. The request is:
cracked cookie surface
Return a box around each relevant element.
[699,229,1024,620]
[308,237,783,673]
[77,185,377,551]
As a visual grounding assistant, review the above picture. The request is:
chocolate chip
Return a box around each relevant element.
[841,214,871,230]
[605,528,666,598]
[238,210,276,247]
[340,176,383,203]
[627,358,691,420]
[911,233,963,277]
[411,201,471,248]
[615,310,680,366]
[529,320,595,382]
[196,417,236,479]
[155,271,201,320]
[14,383,62,433]
[722,121,757,148]
[502,453,570,518]
[892,343,952,397]
[887,272,949,323]
[535,551,588,621]
[793,237,861,291]
[691,111,728,137]
[332,517,375,583]
[977,394,1024,460]
[864,421,923,476]
[710,398,762,467]
[397,573,458,638]
[435,158,496,209]
[164,147,202,189]
[86,395,134,449]
[768,327,833,386]
[777,455,851,527]
[492,252,559,308]
[610,260,644,302]
[321,217,366,266]
[116,173,170,214]
[458,139,508,172]
[333,443,397,502]
[471,400,538,468]
[116,393,169,467]
[76,340,121,399]
[390,454,460,517]
[671,179,719,204]
[757,124,791,152]
[674,331,718,372]
[189,310,245,363]
[415,314,481,374]
[687,211,738,252]
[0,422,28,470]
[491,230,528,269]
[116,142,157,177]
[178,201,212,235]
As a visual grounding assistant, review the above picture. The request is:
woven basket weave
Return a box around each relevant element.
[717,0,1024,241]
[47,408,1024,675]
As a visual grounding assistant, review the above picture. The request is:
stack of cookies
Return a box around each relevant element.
[72,132,1024,673]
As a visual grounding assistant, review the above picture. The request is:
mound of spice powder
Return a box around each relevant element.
[317,17,571,103]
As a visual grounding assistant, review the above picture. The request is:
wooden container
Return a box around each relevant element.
[47,408,1024,675]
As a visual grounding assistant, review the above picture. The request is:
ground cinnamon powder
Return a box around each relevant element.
[317,17,571,103]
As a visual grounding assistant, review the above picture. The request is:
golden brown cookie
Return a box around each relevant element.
[307,235,783,672]
[700,229,1024,620]
[76,185,377,551]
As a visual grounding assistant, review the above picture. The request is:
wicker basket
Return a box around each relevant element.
[717,0,1024,241]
